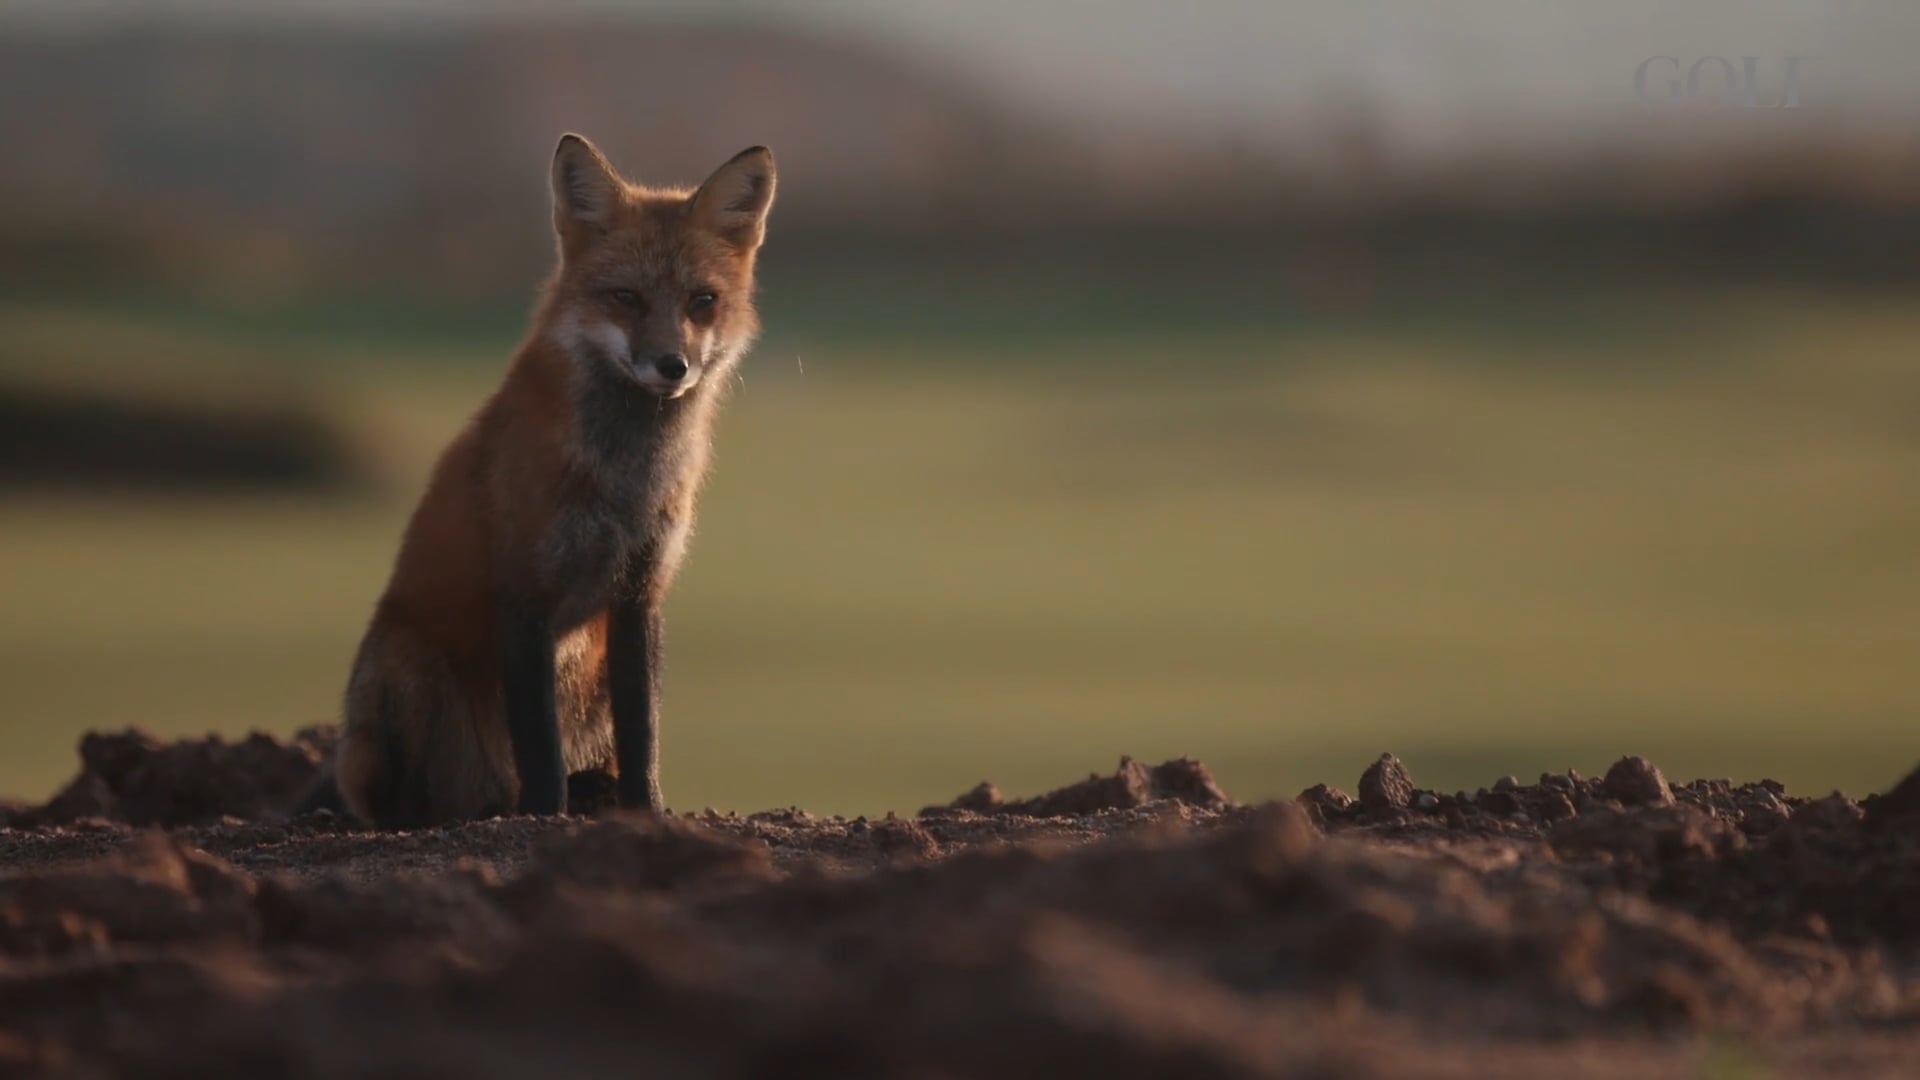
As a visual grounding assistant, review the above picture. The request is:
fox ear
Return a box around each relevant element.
[690,146,776,251]
[551,134,622,231]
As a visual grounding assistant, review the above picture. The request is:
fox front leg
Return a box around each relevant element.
[607,589,665,811]
[502,608,568,815]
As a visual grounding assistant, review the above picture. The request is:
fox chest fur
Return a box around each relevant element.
[525,370,716,634]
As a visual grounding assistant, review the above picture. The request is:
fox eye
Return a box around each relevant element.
[688,291,718,314]
[610,289,642,309]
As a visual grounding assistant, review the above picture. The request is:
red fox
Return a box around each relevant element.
[323,135,775,826]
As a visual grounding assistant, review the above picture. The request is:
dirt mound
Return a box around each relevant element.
[1,734,1918,1077]
[3,727,335,828]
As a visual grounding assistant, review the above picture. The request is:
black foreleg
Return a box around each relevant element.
[608,592,665,810]
[501,607,566,815]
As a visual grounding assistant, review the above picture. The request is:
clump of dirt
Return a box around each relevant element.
[3,727,335,828]
[1,731,1918,1078]
[1358,752,1415,810]
[924,755,1231,817]
[1602,755,1675,807]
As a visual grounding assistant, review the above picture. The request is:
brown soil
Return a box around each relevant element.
[1,735,1917,1078]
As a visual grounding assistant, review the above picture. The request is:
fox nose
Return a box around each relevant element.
[653,353,690,382]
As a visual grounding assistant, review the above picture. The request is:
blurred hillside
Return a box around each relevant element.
[4,15,1920,306]
[0,18,1109,300]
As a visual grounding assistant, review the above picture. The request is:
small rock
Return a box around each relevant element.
[1295,784,1355,828]
[1414,792,1439,811]
[1492,775,1520,793]
[1735,787,1789,833]
[869,817,938,859]
[1358,754,1414,811]
[1538,792,1577,823]
[948,782,1003,814]
[1480,790,1520,816]
[1298,783,1354,809]
[1602,756,1674,807]
[1739,802,1790,836]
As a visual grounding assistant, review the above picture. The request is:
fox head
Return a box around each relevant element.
[542,135,775,400]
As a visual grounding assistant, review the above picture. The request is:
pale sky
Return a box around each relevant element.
[5,0,1913,154]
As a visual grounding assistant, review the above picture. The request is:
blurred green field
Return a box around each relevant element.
[2,282,1917,815]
